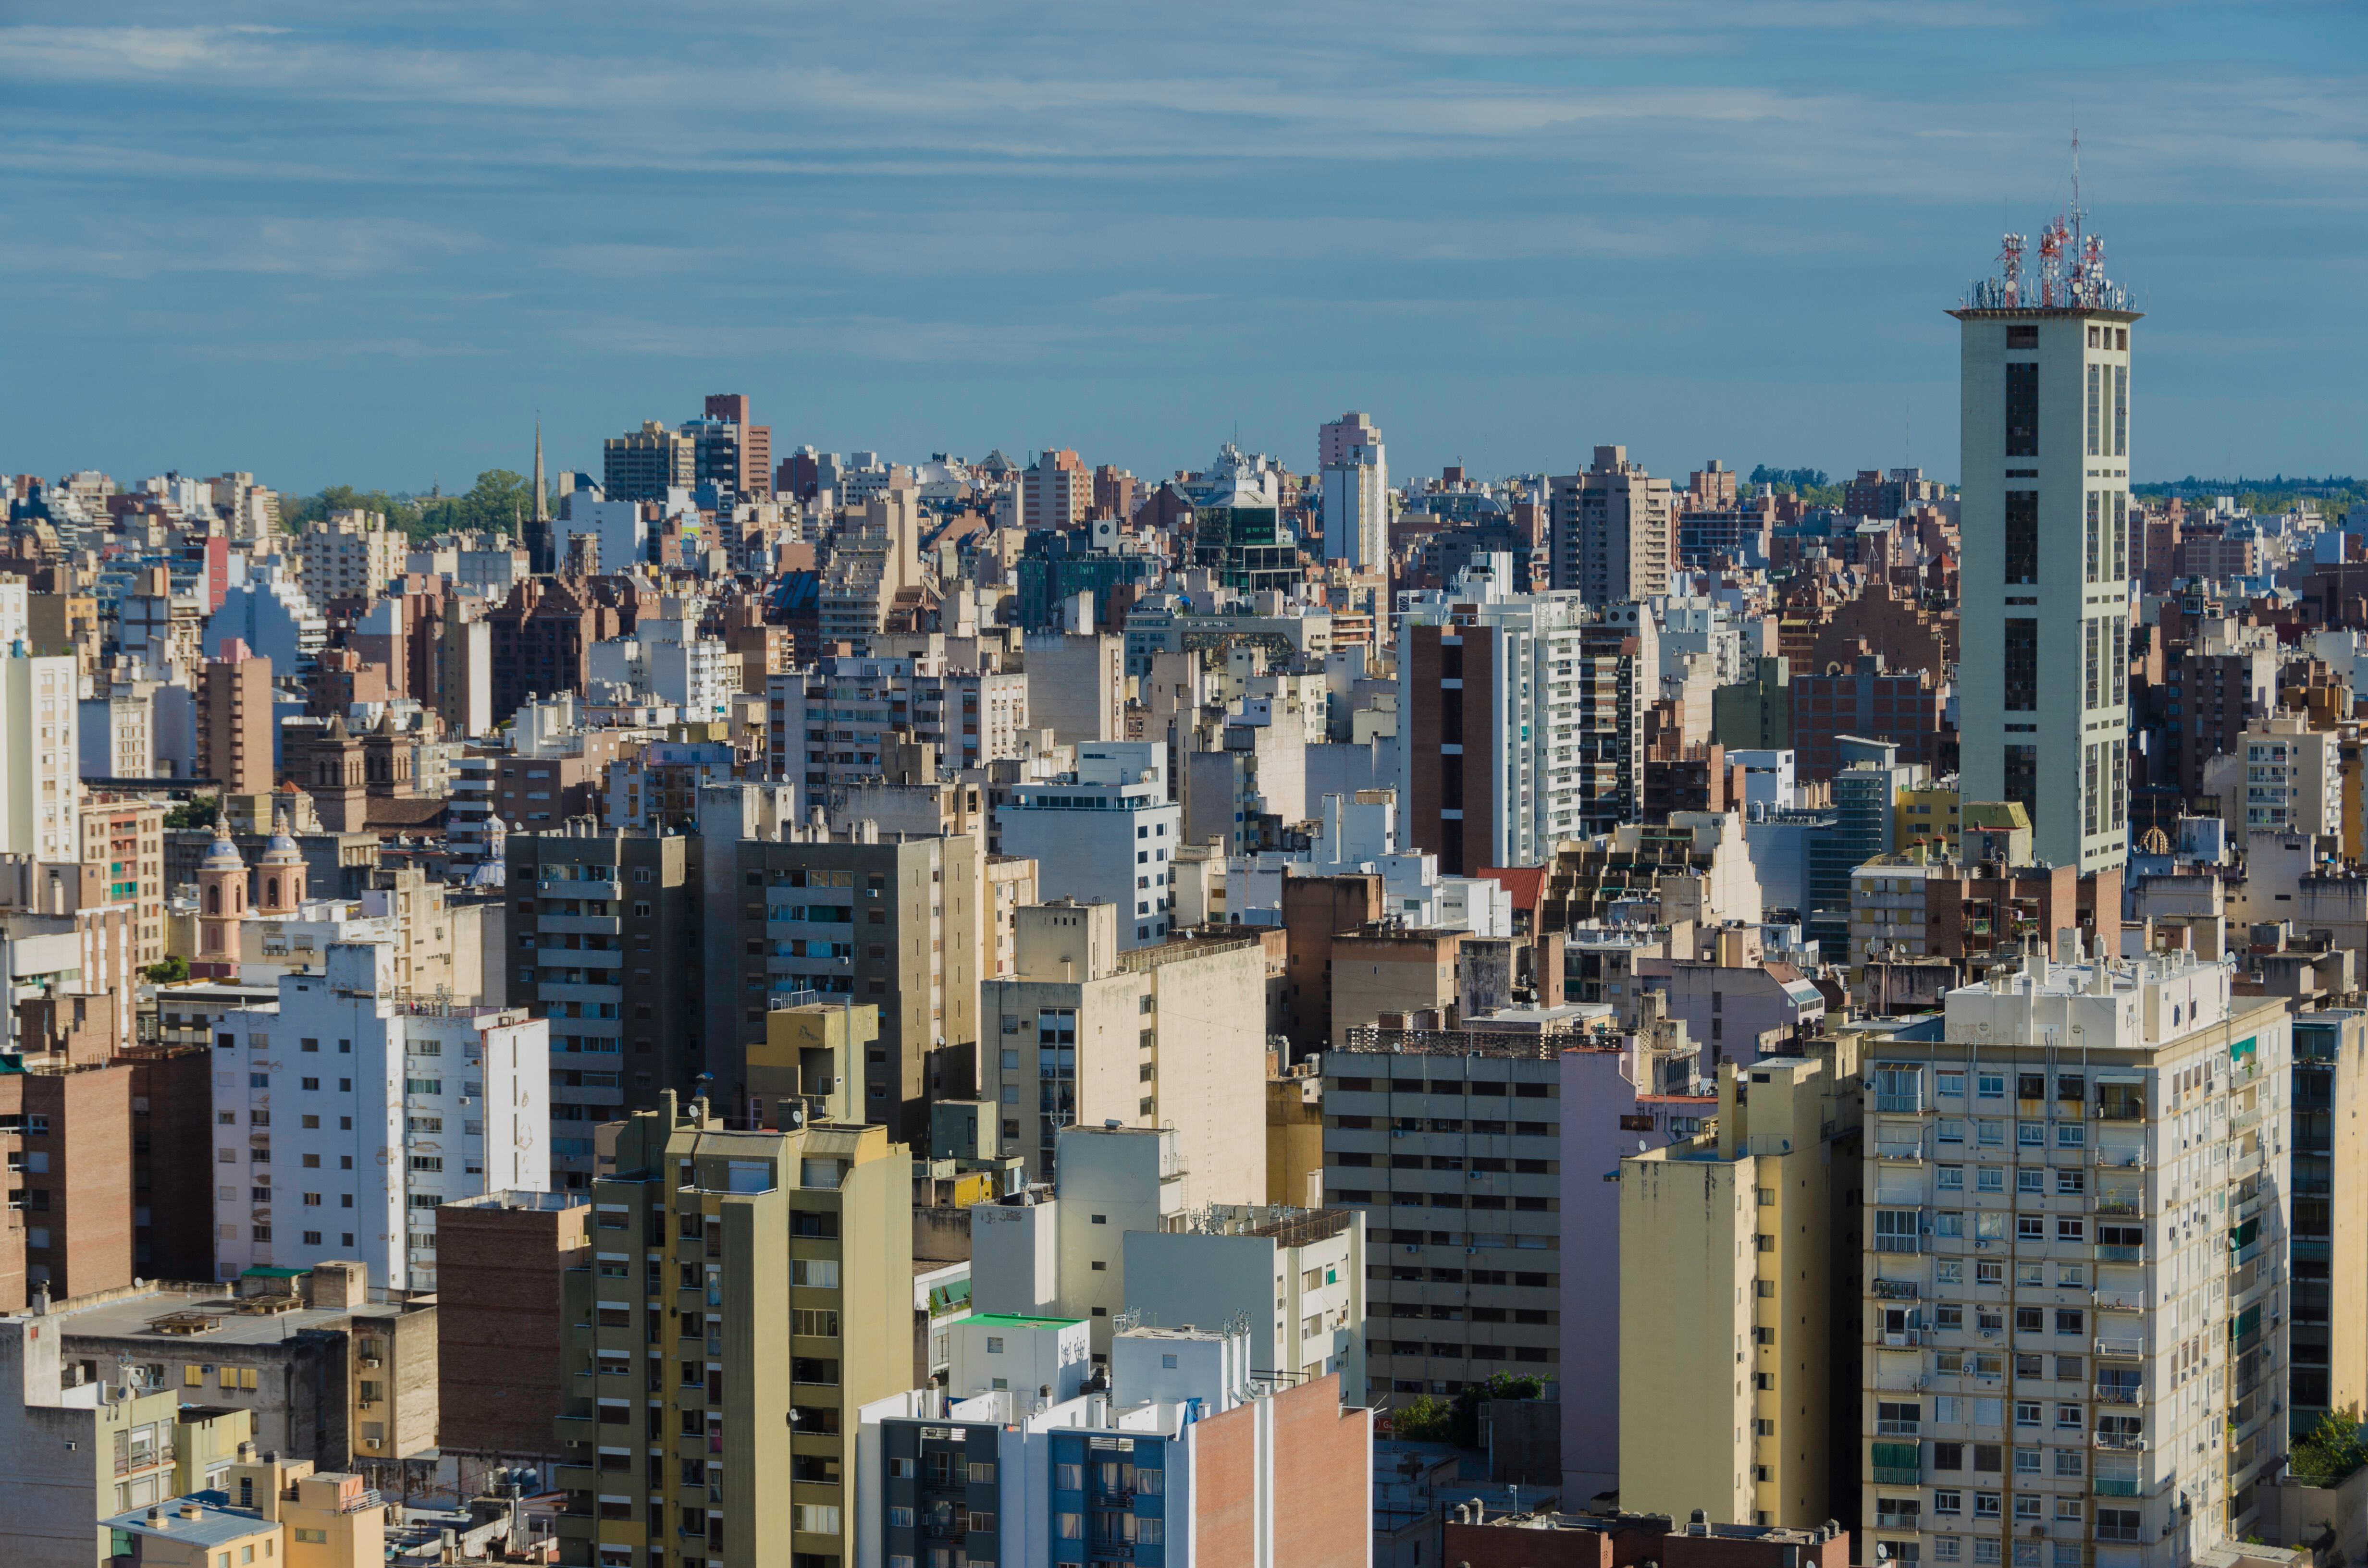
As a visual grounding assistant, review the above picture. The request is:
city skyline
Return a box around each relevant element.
[1,1,2361,491]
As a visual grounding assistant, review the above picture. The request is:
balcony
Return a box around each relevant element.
[2097,1245,2145,1264]
[2093,1476,2142,1497]
[539,915,623,936]
[540,878,622,900]
[2094,1432,2145,1451]
[2094,1337,2145,1360]
[1875,1419,1921,1437]
[1874,1093,1925,1114]
[1872,1465,1924,1486]
[1875,1142,1926,1163]
[1871,1280,1920,1301]
[2094,1198,2143,1217]
[2094,1382,2145,1406]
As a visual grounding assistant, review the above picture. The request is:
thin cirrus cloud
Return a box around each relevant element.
[0,0,2359,487]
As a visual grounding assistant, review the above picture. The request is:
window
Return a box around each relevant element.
[2005,362,2038,456]
[2002,619,2036,710]
[1937,1165,1964,1191]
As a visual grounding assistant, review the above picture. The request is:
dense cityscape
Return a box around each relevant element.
[0,205,2359,1568]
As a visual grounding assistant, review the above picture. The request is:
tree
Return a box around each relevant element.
[1391,1394,1454,1443]
[143,954,189,984]
[416,469,544,540]
[283,485,424,538]
[163,797,218,830]
[2290,1409,2367,1488]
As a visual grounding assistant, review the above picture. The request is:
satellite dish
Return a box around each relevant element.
[1637,1139,1647,1152]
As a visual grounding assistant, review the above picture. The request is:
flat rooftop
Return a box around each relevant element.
[51,1286,413,1345]
[967,1312,1081,1331]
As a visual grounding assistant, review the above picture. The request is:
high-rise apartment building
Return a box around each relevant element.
[436,1188,591,1461]
[1319,410,1383,470]
[1393,559,1631,872]
[1321,439,1389,573]
[0,645,79,862]
[1854,949,2288,1565]
[504,824,698,1188]
[1023,448,1090,530]
[553,1094,912,1568]
[765,651,1027,792]
[1549,445,1674,604]
[2285,1009,2366,1439]
[693,797,982,1147]
[0,1056,135,1310]
[1320,1038,1568,1409]
[1954,238,2136,870]
[1620,1041,1862,1528]
[209,943,550,1292]
[604,419,698,502]
[818,478,921,654]
[294,510,402,608]
[197,640,274,797]
[994,742,1180,950]
[698,393,773,500]
[80,795,166,967]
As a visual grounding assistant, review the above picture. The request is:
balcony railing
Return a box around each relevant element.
[2097,1245,2145,1263]
[1875,1419,1921,1437]
[1871,1280,1920,1301]
[2094,1432,2145,1451]
[2094,1337,2145,1360]
[2094,1383,2144,1406]
[2093,1477,2141,1497]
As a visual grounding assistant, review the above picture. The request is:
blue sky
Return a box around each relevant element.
[1,1,2361,496]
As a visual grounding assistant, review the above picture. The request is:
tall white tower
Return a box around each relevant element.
[1319,412,1388,572]
[1953,211,2136,872]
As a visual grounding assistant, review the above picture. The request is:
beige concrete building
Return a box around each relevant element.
[0,647,79,863]
[984,853,1036,978]
[103,1450,388,1568]
[80,795,167,967]
[295,510,402,608]
[979,901,1267,1202]
[1620,1039,1863,1528]
[1854,949,2290,1566]
[555,1093,911,1568]
[0,1311,255,1568]
[1329,926,1465,1048]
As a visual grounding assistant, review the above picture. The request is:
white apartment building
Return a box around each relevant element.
[1549,445,1675,604]
[0,649,80,862]
[1322,440,1389,573]
[1954,240,2135,872]
[767,652,1028,790]
[994,742,1181,948]
[588,618,734,719]
[2200,715,2340,838]
[1859,947,2289,1568]
[1393,555,1646,864]
[210,942,550,1292]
